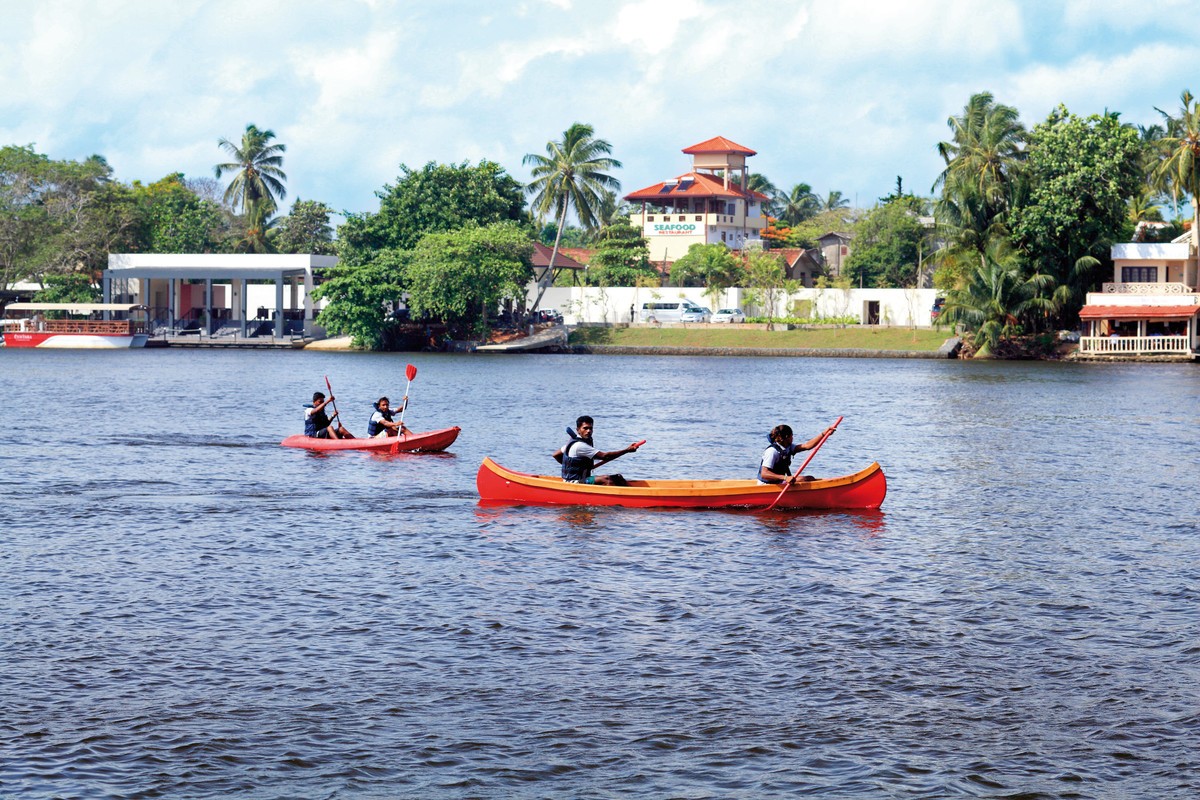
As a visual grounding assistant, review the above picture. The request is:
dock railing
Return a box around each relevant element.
[1079,335,1190,354]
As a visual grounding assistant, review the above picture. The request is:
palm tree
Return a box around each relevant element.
[523,123,621,310]
[822,190,850,211]
[933,92,1026,256]
[779,183,821,226]
[1153,90,1200,248]
[214,124,287,216]
[936,241,1051,358]
[233,198,276,253]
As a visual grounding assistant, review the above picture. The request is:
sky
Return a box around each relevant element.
[2,0,1197,221]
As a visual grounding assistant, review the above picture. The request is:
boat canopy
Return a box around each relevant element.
[4,303,148,315]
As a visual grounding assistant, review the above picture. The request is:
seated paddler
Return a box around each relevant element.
[304,391,354,439]
[552,415,642,487]
[367,396,409,438]
[758,423,836,484]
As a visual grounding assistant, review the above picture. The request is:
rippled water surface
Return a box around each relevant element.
[2,349,1198,799]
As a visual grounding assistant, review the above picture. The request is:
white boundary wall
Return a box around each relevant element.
[533,285,941,327]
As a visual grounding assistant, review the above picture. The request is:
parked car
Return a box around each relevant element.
[639,301,711,323]
[712,308,746,324]
[533,309,563,324]
[930,297,945,323]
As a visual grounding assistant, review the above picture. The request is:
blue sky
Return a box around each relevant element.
[2,0,1196,221]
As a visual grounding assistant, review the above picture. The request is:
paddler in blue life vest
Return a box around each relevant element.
[367,396,409,438]
[758,423,836,484]
[553,415,643,486]
[304,392,354,439]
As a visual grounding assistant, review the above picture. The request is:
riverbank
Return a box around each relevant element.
[567,326,959,358]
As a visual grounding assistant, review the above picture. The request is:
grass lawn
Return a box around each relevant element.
[568,326,950,351]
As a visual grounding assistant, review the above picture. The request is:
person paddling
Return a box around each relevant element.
[305,391,354,439]
[367,396,409,438]
[758,423,836,484]
[552,415,642,486]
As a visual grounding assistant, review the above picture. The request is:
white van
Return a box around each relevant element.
[639,300,711,324]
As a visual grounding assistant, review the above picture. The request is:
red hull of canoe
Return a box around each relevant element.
[476,457,886,510]
[281,426,460,453]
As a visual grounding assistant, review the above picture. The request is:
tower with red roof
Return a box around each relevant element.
[624,136,768,265]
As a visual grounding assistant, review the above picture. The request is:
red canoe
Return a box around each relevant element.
[281,426,460,453]
[476,457,887,510]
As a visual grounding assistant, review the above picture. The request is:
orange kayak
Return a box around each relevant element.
[476,457,886,509]
[281,426,460,453]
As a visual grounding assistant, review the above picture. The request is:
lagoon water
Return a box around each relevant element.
[1,348,1198,799]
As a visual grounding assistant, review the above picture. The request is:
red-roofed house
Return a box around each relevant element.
[1077,233,1199,358]
[531,243,587,286]
[624,137,768,264]
[773,248,823,287]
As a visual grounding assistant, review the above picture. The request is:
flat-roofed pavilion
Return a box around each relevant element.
[104,253,337,340]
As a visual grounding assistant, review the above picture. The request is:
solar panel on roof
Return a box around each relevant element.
[659,180,677,194]
[678,178,694,190]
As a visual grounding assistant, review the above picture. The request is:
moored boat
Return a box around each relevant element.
[281,426,460,453]
[1,303,149,348]
[476,457,887,510]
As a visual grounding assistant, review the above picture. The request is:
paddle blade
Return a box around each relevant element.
[406,363,417,381]
[324,375,332,393]
[633,440,647,448]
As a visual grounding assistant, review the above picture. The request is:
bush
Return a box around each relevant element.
[744,315,859,326]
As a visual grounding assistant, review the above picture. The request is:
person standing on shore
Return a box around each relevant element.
[553,416,642,486]
[758,423,836,484]
[305,392,353,439]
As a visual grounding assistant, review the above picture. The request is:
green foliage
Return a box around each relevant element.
[539,221,586,248]
[135,174,229,253]
[936,243,1051,358]
[1152,89,1200,239]
[339,160,526,256]
[586,222,655,286]
[213,123,287,216]
[742,249,790,317]
[404,221,534,334]
[778,183,821,225]
[669,242,742,288]
[313,248,409,349]
[1009,106,1142,324]
[843,200,928,287]
[273,199,336,255]
[33,272,100,303]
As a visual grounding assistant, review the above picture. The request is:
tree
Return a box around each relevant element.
[822,190,850,211]
[404,221,534,334]
[33,272,98,303]
[273,199,336,255]
[1009,106,1142,326]
[133,174,229,254]
[843,199,927,287]
[935,242,1051,358]
[779,183,821,225]
[523,122,622,310]
[1153,89,1200,249]
[669,242,742,289]
[743,249,789,320]
[213,123,287,216]
[312,248,409,350]
[587,222,656,286]
[934,92,1026,260]
[339,160,526,257]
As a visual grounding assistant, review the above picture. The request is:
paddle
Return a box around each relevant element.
[324,375,341,427]
[398,363,417,431]
[765,416,844,511]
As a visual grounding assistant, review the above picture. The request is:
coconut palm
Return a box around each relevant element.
[1152,89,1200,248]
[933,92,1026,256]
[779,183,821,226]
[214,124,287,216]
[523,122,621,310]
[233,199,276,253]
[822,190,850,211]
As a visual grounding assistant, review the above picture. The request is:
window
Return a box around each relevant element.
[1122,266,1158,283]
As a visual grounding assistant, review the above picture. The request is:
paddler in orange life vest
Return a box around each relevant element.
[304,392,354,439]
[758,423,835,484]
[552,415,642,486]
[367,396,409,438]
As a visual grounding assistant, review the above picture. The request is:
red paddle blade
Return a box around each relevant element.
[406,363,417,381]
[324,375,332,392]
[633,440,647,447]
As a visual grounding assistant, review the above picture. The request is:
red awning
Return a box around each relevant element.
[1079,304,1200,320]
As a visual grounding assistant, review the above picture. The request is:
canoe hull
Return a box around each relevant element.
[476,457,886,510]
[281,426,460,453]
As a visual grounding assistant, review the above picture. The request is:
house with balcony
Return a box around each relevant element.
[624,136,769,266]
[1077,232,1200,358]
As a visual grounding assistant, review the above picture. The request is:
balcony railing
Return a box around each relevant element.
[1102,282,1193,294]
[1079,335,1191,354]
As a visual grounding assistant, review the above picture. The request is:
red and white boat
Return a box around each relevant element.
[1,303,149,348]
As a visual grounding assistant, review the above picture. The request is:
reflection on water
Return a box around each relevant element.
[2,349,1198,799]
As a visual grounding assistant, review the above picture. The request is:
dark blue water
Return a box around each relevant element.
[2,349,1198,799]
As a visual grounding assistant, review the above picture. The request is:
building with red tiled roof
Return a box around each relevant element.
[624,137,768,264]
[531,243,586,286]
[772,248,824,287]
